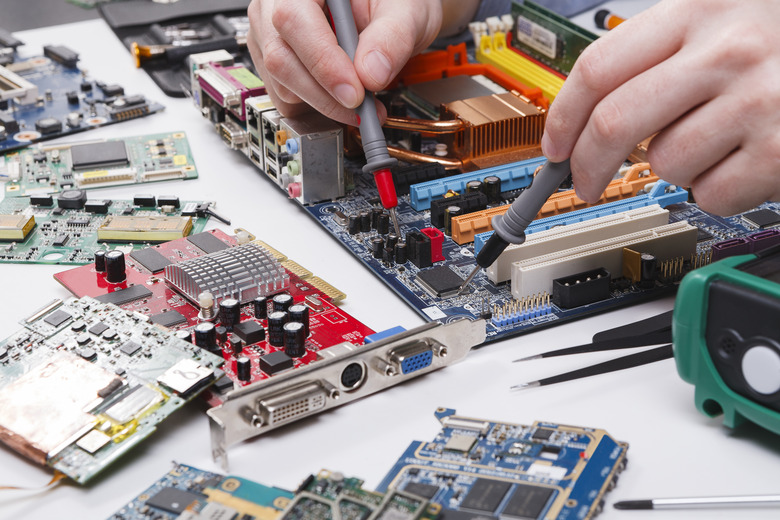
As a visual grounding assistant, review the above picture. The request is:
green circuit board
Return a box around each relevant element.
[2,131,198,197]
[0,195,212,264]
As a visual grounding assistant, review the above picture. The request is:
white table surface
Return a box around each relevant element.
[1,3,778,519]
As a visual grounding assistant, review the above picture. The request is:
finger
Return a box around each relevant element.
[543,0,687,161]
[247,32,306,114]
[646,95,744,187]
[353,1,441,91]
[569,50,717,201]
[689,145,780,216]
[272,0,364,109]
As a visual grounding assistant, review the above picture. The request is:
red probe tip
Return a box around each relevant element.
[373,168,398,210]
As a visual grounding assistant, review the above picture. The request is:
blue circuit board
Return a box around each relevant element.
[304,160,780,346]
[376,408,628,520]
[108,463,293,520]
[0,45,164,154]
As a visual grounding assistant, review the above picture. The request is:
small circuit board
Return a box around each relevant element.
[0,297,223,484]
[0,42,164,154]
[282,470,441,520]
[54,229,376,405]
[2,132,198,197]
[108,463,293,520]
[0,194,211,264]
[377,408,628,520]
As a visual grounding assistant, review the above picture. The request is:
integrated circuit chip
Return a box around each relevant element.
[416,266,465,298]
[403,482,440,500]
[501,484,554,519]
[233,321,265,345]
[258,351,293,375]
[187,231,230,254]
[97,215,193,243]
[120,340,142,357]
[130,247,172,273]
[150,310,187,328]
[531,428,554,441]
[743,209,780,229]
[461,479,511,514]
[88,322,109,336]
[95,285,152,305]
[145,487,203,514]
[43,309,72,328]
[444,433,477,453]
[70,140,129,170]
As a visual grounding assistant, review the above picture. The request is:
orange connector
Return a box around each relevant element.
[450,163,658,244]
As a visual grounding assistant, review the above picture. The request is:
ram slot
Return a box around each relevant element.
[487,205,671,284]
[510,221,697,299]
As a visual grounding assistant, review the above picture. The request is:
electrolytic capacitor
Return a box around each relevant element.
[386,233,399,249]
[253,296,268,319]
[194,322,217,351]
[409,131,422,153]
[229,334,243,355]
[639,253,658,289]
[360,211,371,232]
[483,175,502,203]
[395,241,408,264]
[377,212,390,235]
[371,208,383,229]
[444,206,462,236]
[371,237,384,259]
[174,330,191,343]
[219,298,240,331]
[383,247,395,265]
[104,250,126,283]
[466,180,483,193]
[288,303,310,336]
[94,250,106,272]
[267,311,288,346]
[273,293,293,313]
[236,356,252,381]
[283,321,306,357]
[348,214,360,235]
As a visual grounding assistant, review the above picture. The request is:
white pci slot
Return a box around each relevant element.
[487,205,671,283]
[510,220,697,299]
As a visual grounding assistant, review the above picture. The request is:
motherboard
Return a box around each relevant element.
[0,297,223,484]
[0,193,211,264]
[2,132,198,197]
[377,408,628,520]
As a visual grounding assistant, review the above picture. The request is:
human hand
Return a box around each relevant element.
[541,0,780,216]
[247,0,443,126]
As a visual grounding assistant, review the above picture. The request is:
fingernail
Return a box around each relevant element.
[541,131,558,159]
[363,50,392,87]
[334,83,359,109]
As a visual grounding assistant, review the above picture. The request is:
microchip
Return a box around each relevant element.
[460,479,511,513]
[146,487,203,515]
[696,227,714,242]
[120,340,141,356]
[35,117,62,135]
[67,218,90,226]
[150,310,187,328]
[403,482,439,500]
[85,200,110,214]
[43,45,79,68]
[532,428,554,441]
[259,351,293,375]
[70,140,129,170]
[130,247,171,273]
[233,321,265,345]
[743,209,780,229]
[416,266,464,298]
[30,195,53,207]
[212,373,235,393]
[444,433,477,453]
[96,285,153,305]
[43,309,71,328]
[187,232,230,254]
[100,84,124,97]
[88,322,109,336]
[501,483,554,519]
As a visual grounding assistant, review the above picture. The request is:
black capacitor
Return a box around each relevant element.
[215,325,228,344]
[371,208,383,229]
[94,250,106,272]
[359,211,371,232]
[229,333,243,355]
[272,293,293,313]
[348,215,361,235]
[174,330,191,343]
[267,311,288,346]
[444,206,462,236]
[283,321,306,357]
[395,241,408,264]
[104,250,126,283]
[483,175,502,203]
[386,233,399,250]
[377,213,390,235]
[383,247,395,265]
[236,356,252,382]
[194,322,217,351]
[288,303,310,336]
[409,131,422,153]
[371,237,384,259]
[639,253,658,288]
[466,180,483,194]
[219,298,240,331]
[253,296,268,319]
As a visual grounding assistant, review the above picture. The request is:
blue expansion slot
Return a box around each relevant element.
[409,156,546,210]
[473,181,689,253]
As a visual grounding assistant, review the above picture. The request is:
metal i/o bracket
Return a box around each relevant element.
[207,318,486,469]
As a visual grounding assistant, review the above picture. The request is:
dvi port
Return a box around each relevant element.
[389,342,435,375]
[255,382,326,427]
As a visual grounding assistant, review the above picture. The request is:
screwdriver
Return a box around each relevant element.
[459,159,571,293]
[326,0,401,237]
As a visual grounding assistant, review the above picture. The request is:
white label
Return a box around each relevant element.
[422,306,447,320]
[528,462,567,480]
[515,16,557,59]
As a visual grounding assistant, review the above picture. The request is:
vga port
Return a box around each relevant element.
[389,343,434,375]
